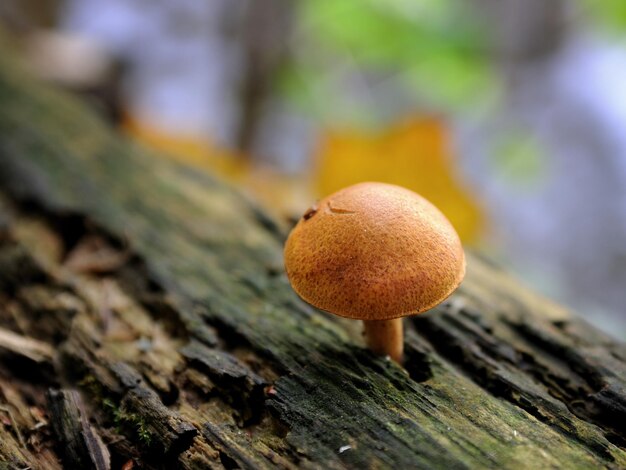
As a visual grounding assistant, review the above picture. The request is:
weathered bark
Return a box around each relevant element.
[47,389,111,470]
[0,38,624,470]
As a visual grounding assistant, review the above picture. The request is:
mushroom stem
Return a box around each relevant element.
[363,319,403,363]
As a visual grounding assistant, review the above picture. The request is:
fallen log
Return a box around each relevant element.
[0,38,624,469]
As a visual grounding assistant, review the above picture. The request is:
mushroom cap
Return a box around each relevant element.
[284,182,465,320]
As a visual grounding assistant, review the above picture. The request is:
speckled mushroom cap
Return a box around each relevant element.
[284,182,465,320]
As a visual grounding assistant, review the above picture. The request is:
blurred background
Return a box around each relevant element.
[1,0,625,338]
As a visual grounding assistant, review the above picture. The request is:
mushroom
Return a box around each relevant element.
[284,182,465,363]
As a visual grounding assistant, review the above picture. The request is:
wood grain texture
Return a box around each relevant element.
[0,40,624,469]
[47,389,111,470]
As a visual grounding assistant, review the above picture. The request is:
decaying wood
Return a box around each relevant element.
[0,326,54,363]
[47,389,110,470]
[0,37,625,469]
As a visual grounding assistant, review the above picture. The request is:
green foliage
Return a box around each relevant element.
[300,0,483,67]
[281,0,491,125]
[578,0,626,32]
[86,380,153,447]
[107,400,152,446]
[115,410,152,445]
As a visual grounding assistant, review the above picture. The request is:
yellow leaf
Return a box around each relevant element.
[122,113,249,180]
[314,116,484,244]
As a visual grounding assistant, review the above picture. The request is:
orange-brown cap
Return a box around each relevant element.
[284,182,466,320]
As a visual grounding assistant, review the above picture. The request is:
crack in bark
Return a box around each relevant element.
[412,305,623,458]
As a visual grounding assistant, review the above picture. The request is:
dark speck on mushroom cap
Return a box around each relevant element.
[283,182,466,320]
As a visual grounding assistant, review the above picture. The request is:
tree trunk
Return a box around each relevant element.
[0,38,624,470]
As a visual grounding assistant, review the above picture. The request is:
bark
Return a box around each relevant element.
[0,38,624,469]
